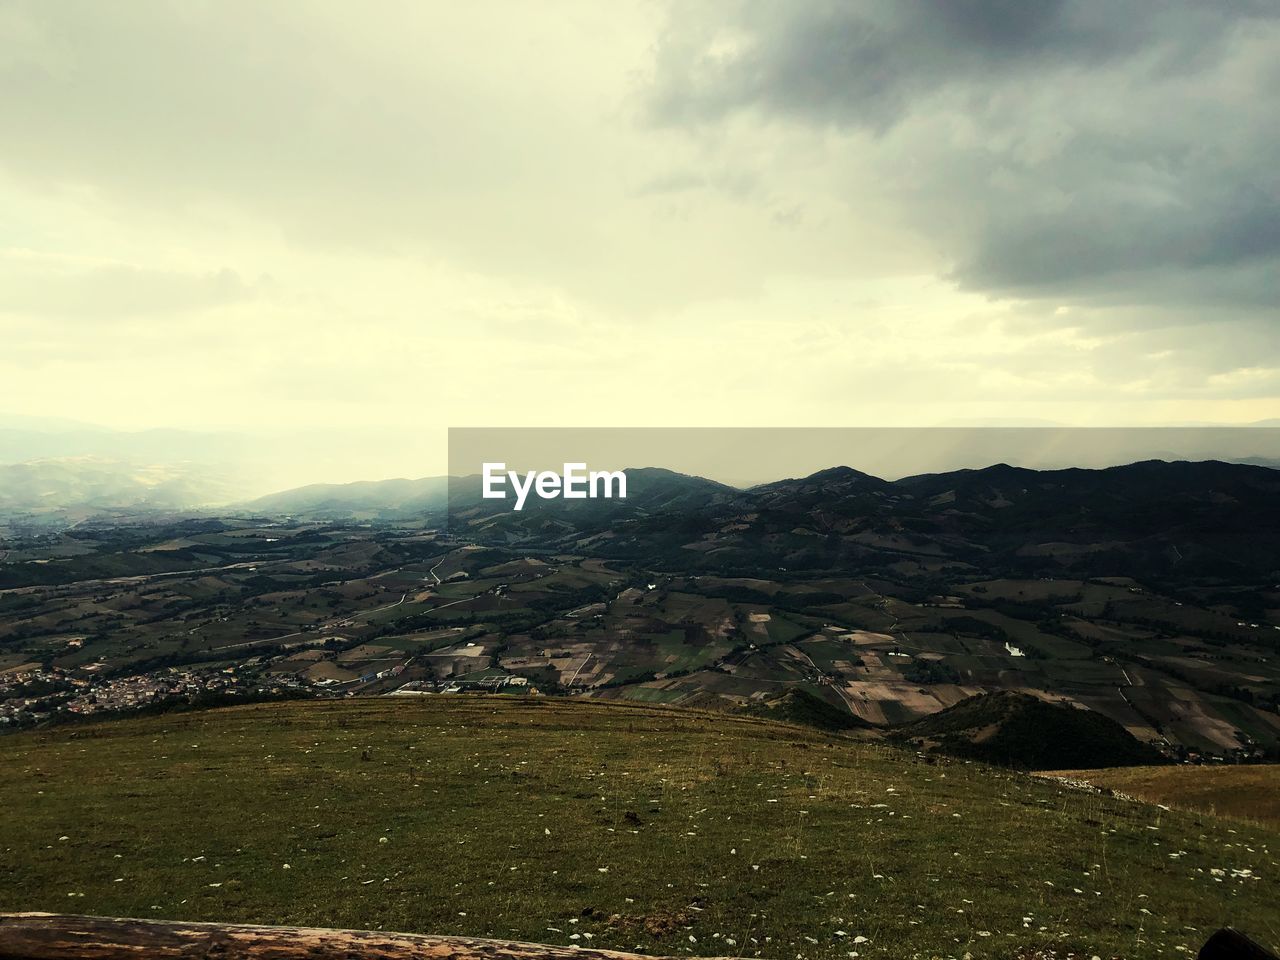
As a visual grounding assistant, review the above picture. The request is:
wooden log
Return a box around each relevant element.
[0,914,733,960]
[1198,928,1280,960]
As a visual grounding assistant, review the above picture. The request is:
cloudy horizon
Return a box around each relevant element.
[2,1,1278,486]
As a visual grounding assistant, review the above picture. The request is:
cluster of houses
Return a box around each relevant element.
[0,663,272,729]
[388,674,531,696]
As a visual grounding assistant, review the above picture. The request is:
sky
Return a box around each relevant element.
[1,1,1278,487]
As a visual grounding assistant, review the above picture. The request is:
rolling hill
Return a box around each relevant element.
[741,688,876,733]
[893,691,1168,770]
[454,459,1280,585]
[0,697,1275,960]
[243,477,450,521]
[1036,764,1280,830]
[0,458,234,520]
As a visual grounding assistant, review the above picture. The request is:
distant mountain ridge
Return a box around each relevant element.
[0,457,234,520]
[243,476,449,520]
[449,458,1280,584]
[7,457,1280,570]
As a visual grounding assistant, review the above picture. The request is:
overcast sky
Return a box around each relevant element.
[1,1,1278,483]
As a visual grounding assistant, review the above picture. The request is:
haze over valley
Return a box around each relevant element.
[5,456,1278,770]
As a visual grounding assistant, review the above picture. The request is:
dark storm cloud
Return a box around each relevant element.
[649,1,1265,129]
[649,1,1280,312]
[963,183,1280,306]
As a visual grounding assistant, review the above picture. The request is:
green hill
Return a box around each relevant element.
[0,697,1275,960]
[244,476,449,520]
[1036,765,1280,830]
[741,688,875,733]
[895,691,1168,770]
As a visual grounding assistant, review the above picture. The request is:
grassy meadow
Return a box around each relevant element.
[1039,766,1280,831]
[1,697,1276,960]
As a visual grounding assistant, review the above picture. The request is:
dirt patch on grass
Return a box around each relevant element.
[606,910,691,937]
[302,661,358,683]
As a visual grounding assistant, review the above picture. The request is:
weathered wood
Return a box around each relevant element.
[4,915,1274,960]
[0,914,732,960]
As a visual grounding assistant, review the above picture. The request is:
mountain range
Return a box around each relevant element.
[5,455,1280,592]
[442,459,1280,586]
[0,458,235,522]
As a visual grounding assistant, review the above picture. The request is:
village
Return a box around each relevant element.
[0,642,539,731]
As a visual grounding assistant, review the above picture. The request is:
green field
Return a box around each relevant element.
[1039,765,1280,830]
[1,697,1276,959]
[618,685,687,704]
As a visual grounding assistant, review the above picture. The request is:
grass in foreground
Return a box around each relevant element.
[1,697,1276,960]
[1038,765,1280,830]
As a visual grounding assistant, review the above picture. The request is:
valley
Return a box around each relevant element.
[3,460,1279,762]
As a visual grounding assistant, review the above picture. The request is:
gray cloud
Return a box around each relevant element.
[650,1,1270,129]
[963,184,1280,307]
[649,1,1280,313]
